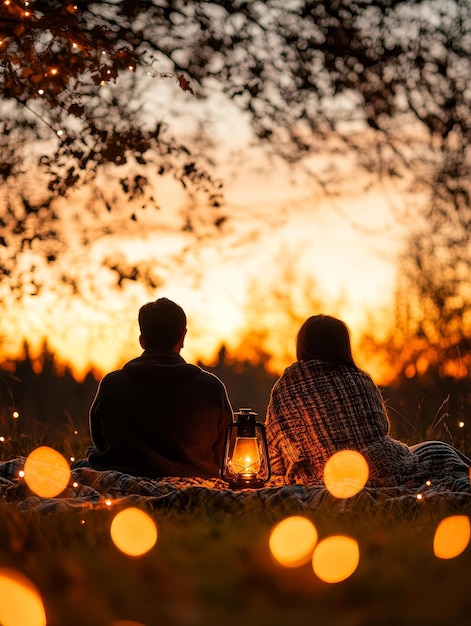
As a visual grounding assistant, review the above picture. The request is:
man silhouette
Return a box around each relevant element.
[86,297,233,478]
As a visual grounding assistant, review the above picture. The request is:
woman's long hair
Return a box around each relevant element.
[296,315,356,366]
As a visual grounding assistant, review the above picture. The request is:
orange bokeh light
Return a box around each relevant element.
[110,507,158,557]
[323,450,369,498]
[433,515,471,560]
[269,516,318,567]
[0,568,47,626]
[23,446,71,498]
[312,535,360,583]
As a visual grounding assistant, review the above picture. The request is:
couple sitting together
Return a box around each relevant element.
[83,297,471,488]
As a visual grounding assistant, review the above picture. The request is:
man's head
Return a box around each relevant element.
[138,298,187,352]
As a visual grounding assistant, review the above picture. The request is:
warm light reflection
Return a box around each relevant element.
[23,446,71,498]
[269,516,318,567]
[111,622,147,626]
[433,515,471,560]
[231,437,261,476]
[323,450,369,498]
[312,536,360,583]
[0,568,47,626]
[110,507,158,557]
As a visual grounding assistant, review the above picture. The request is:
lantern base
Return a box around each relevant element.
[227,477,266,490]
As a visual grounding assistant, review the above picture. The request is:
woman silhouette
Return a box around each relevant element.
[266,315,471,487]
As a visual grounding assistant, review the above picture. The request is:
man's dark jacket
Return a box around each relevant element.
[87,351,233,478]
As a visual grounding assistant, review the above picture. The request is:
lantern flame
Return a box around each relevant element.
[231,437,261,476]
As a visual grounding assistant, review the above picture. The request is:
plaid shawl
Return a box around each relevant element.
[266,360,470,487]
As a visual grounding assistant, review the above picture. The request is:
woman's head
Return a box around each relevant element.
[296,315,355,366]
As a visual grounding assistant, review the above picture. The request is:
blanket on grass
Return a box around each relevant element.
[1,457,470,520]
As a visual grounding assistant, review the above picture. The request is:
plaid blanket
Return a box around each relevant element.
[1,457,470,520]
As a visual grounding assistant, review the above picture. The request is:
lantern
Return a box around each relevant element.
[221,408,271,489]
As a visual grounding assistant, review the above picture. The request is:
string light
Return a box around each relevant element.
[425,480,432,487]
[70,456,75,462]
[434,516,471,559]
[110,508,158,557]
[269,517,318,567]
[72,481,78,488]
[312,535,360,584]
[0,436,4,442]
[18,470,25,478]
[57,129,64,137]
[50,68,58,75]
[105,499,112,506]
[0,569,47,626]
[38,89,44,95]
[416,493,423,500]
[458,421,465,428]
[23,447,70,498]
[12,411,19,419]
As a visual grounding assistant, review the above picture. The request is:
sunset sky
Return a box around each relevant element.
[0,76,411,384]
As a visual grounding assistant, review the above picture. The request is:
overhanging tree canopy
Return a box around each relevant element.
[2,0,470,186]
[2,0,471,341]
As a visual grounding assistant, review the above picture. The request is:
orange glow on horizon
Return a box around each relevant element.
[0,159,409,389]
[0,304,397,386]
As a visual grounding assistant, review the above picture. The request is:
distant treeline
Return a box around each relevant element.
[1,343,470,455]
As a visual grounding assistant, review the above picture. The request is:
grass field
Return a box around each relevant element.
[1,433,471,626]
[1,489,470,625]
